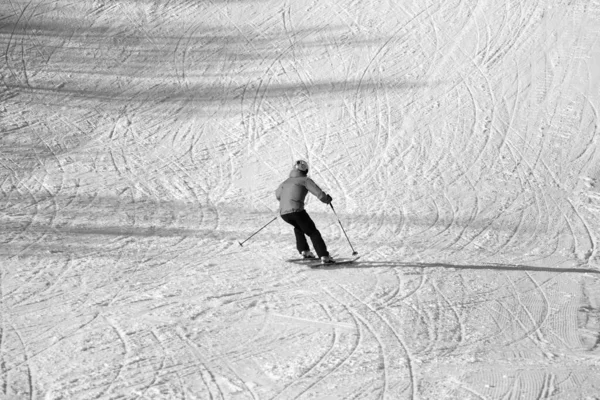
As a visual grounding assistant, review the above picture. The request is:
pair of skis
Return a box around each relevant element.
[286,255,361,268]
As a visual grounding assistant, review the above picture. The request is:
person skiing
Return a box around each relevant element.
[276,160,335,264]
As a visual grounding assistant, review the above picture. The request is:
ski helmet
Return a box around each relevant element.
[294,160,309,172]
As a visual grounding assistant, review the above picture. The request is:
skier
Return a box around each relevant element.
[276,160,335,264]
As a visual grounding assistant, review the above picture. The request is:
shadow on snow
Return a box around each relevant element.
[323,260,600,274]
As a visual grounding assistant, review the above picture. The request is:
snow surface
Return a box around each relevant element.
[2,0,600,399]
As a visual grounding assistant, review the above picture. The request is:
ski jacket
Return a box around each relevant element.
[275,169,330,215]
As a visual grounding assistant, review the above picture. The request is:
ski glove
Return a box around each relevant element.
[324,194,332,204]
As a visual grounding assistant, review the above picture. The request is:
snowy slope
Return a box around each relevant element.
[1,0,600,398]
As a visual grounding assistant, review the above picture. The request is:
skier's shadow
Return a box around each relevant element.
[327,260,600,274]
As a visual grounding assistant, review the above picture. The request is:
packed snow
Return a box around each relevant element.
[1,0,600,399]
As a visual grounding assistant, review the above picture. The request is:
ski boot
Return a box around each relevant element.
[321,255,336,265]
[301,250,317,259]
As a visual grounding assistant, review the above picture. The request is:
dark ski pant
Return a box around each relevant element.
[281,210,329,258]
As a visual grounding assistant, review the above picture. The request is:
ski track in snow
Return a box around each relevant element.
[1,0,600,398]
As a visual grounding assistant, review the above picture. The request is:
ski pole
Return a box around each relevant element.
[238,216,278,247]
[329,203,358,256]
